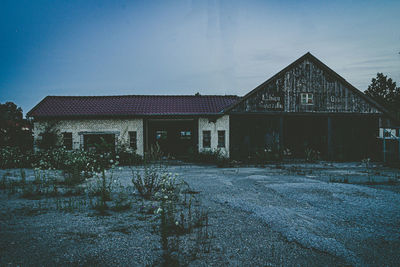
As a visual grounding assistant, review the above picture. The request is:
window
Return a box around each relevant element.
[203,131,211,148]
[62,132,72,150]
[218,130,225,148]
[301,93,314,105]
[156,130,167,140]
[180,131,192,140]
[129,131,137,150]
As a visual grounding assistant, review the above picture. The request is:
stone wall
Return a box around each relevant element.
[198,115,230,157]
[33,118,144,155]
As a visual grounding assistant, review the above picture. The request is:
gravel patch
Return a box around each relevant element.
[1,162,400,266]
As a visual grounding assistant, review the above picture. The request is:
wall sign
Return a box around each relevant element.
[260,94,283,110]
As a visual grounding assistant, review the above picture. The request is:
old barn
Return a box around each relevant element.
[27,53,397,161]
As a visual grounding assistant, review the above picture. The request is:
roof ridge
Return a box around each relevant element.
[46,94,240,98]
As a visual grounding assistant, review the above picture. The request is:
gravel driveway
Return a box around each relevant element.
[1,162,399,266]
[174,163,400,266]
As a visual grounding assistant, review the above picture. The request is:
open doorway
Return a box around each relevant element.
[146,119,197,158]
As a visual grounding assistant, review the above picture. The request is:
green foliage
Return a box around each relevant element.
[37,122,60,150]
[195,149,228,165]
[0,147,33,169]
[144,143,164,162]
[111,186,131,212]
[0,102,33,150]
[131,164,180,200]
[114,142,143,166]
[365,73,400,119]
[305,148,320,162]
[254,147,281,164]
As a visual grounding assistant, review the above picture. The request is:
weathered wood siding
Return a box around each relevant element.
[231,59,381,114]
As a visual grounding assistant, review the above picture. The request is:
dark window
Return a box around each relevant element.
[218,130,225,148]
[129,131,137,150]
[203,131,211,148]
[156,130,167,140]
[301,93,313,105]
[180,131,192,140]
[84,134,115,153]
[62,132,72,150]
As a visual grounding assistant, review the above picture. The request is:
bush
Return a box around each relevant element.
[194,149,228,165]
[0,147,33,169]
[132,164,181,200]
[116,148,143,166]
[254,147,281,164]
[305,148,320,163]
[37,123,60,150]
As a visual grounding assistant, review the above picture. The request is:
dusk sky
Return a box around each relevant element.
[1,0,399,116]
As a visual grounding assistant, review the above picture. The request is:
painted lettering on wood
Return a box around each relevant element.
[231,58,382,114]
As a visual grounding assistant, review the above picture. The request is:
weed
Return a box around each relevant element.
[305,148,320,163]
[20,169,26,185]
[131,164,179,200]
[0,172,9,189]
[55,197,87,212]
[64,164,85,186]
[111,186,131,212]
[109,225,132,234]
[329,176,349,184]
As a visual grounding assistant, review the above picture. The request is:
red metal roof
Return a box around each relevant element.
[27,95,240,118]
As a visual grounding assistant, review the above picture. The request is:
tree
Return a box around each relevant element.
[365,73,400,119]
[0,102,33,149]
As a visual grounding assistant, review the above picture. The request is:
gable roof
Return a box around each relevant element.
[224,52,391,115]
[27,95,240,118]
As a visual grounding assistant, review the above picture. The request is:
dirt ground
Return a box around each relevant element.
[1,162,400,266]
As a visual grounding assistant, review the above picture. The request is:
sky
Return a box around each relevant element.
[1,0,399,116]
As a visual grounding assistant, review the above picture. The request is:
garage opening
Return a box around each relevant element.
[146,119,198,158]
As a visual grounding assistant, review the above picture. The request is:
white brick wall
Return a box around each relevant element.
[198,115,230,157]
[33,118,144,155]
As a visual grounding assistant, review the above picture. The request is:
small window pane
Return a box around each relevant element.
[301,93,314,105]
[203,131,211,148]
[180,131,192,140]
[63,132,72,150]
[156,130,167,140]
[218,130,225,148]
[129,131,137,150]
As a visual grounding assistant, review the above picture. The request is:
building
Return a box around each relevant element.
[27,52,396,160]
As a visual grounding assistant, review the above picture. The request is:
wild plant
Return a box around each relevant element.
[20,169,26,185]
[56,197,88,212]
[64,164,85,186]
[144,143,164,162]
[0,172,8,189]
[131,163,179,200]
[305,148,320,162]
[112,185,131,212]
[86,168,116,213]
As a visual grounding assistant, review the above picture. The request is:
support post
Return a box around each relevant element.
[144,119,148,154]
[383,129,386,163]
[327,116,333,160]
[398,136,400,161]
[279,115,284,151]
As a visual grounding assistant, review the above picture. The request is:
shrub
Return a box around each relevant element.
[116,148,143,166]
[194,149,228,165]
[254,147,281,164]
[112,186,131,212]
[144,143,164,162]
[37,123,60,150]
[0,147,33,169]
[132,164,180,200]
[305,148,320,162]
